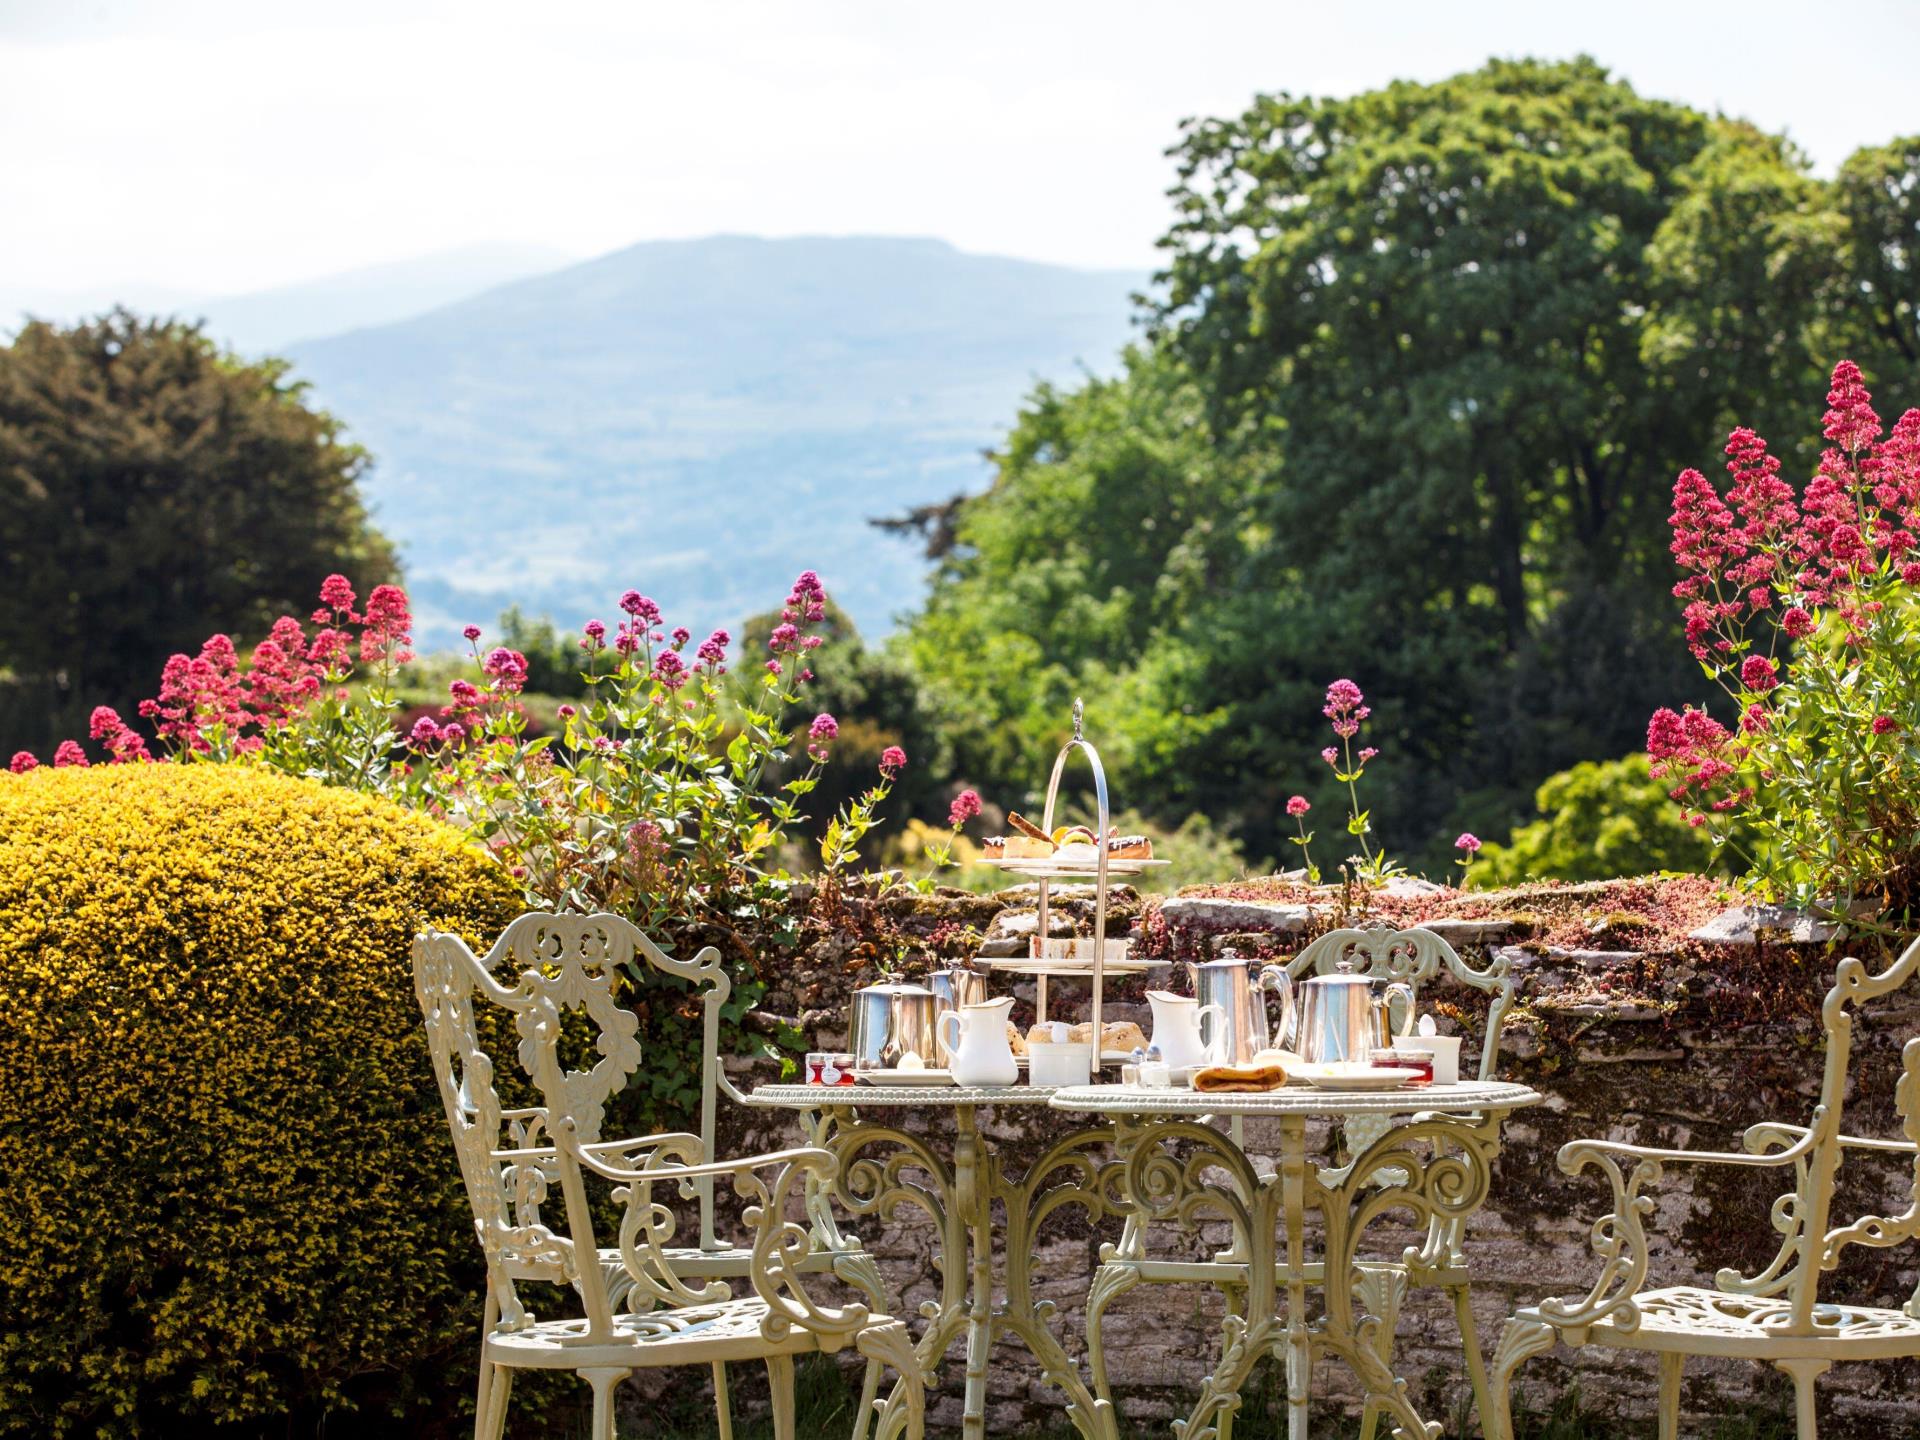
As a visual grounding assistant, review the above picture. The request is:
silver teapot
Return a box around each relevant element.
[926,965,990,1065]
[1187,952,1296,1065]
[847,977,942,1069]
[1293,961,1415,1064]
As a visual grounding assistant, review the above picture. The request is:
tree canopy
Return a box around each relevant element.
[900,58,1920,870]
[0,310,395,752]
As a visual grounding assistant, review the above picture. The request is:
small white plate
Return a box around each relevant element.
[855,1068,956,1087]
[1293,1063,1418,1091]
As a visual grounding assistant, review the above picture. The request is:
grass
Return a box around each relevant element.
[627,1358,1798,1439]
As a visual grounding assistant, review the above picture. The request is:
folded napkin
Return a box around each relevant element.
[1192,1061,1288,1093]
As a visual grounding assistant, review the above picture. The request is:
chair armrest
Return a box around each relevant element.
[1745,1120,1918,1156]
[1536,1119,1823,1333]
[570,1137,877,1347]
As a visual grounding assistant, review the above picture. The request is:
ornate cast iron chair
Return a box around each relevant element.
[415,914,894,1439]
[1085,925,1516,1439]
[1491,936,1920,1440]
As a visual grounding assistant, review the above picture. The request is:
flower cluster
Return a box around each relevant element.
[1651,361,1920,916]
[1315,678,1389,878]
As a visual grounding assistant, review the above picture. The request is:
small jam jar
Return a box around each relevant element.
[806,1052,857,1086]
[1369,1047,1432,1086]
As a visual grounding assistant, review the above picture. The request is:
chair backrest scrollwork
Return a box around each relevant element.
[477,912,733,1252]
[412,929,576,1331]
[1725,937,1920,1326]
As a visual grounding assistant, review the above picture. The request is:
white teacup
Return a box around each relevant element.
[1393,1035,1462,1086]
[1027,1041,1095,1088]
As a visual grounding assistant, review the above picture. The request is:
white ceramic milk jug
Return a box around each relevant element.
[937,997,1019,1086]
[1146,990,1227,1068]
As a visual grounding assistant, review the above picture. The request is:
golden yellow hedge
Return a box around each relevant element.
[0,764,522,1436]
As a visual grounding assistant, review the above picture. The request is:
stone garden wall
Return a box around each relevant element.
[697,878,1920,1436]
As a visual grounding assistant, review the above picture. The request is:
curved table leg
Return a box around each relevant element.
[1107,1108,1514,1440]
[810,1104,1125,1439]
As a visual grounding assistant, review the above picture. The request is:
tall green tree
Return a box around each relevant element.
[0,310,395,751]
[904,58,1920,870]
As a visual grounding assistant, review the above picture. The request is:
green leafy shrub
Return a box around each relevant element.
[1474,754,1737,885]
[0,764,520,1436]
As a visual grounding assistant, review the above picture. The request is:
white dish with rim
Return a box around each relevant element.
[1292,1063,1419,1091]
[854,1068,957,1087]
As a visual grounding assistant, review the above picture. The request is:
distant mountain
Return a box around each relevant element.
[287,236,1145,646]
[194,244,576,353]
[1,244,575,351]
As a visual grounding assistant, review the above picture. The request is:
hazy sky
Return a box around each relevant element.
[5,0,1917,298]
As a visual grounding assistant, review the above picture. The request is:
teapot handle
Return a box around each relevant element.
[938,1009,964,1061]
[1259,964,1296,1052]
[1195,1002,1229,1062]
[1383,982,1416,1040]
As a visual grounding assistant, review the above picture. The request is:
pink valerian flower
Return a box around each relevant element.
[619,590,662,626]
[1454,833,1481,854]
[89,706,151,764]
[407,715,448,749]
[52,740,89,768]
[947,789,982,828]
[1321,746,1339,767]
[140,634,256,751]
[879,745,908,777]
[768,622,800,654]
[358,585,413,666]
[1648,706,1750,811]
[766,660,783,677]
[462,624,483,643]
[1823,359,1881,453]
[1873,715,1899,735]
[1322,678,1370,737]
[806,711,838,762]
[244,617,323,723]
[1741,703,1771,734]
[627,819,665,863]
[444,678,482,716]
[1286,795,1310,817]
[581,619,607,651]
[1668,466,1742,602]
[557,704,576,720]
[483,648,529,694]
[9,751,39,773]
[782,569,828,626]
[696,630,729,667]
[1740,655,1780,694]
[1781,607,1816,638]
[652,650,687,691]
[1357,746,1378,762]
[670,626,691,649]
[317,573,357,616]
[1723,428,1800,574]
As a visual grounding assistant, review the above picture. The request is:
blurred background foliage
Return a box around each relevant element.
[3,59,1916,883]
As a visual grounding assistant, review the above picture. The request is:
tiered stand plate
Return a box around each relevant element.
[973,699,1162,1068]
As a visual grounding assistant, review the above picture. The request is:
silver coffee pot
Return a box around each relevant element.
[848,977,942,1069]
[1293,961,1415,1064]
[926,965,990,1065]
[1187,952,1296,1065]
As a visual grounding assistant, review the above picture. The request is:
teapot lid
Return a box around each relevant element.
[856,976,935,997]
[1306,960,1374,985]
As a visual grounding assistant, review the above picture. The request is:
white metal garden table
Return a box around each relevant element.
[1049,1081,1543,1440]
[752,1083,1126,1440]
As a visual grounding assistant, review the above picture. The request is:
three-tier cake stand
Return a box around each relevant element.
[975,699,1168,1069]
